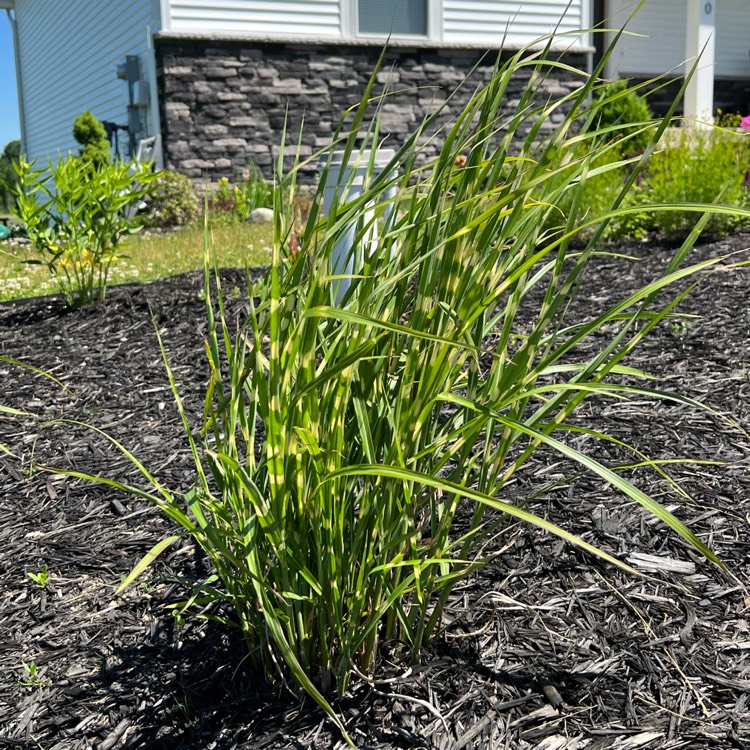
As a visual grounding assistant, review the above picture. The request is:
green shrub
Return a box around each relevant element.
[68,40,749,745]
[140,169,199,228]
[591,79,654,155]
[715,109,743,129]
[0,139,21,212]
[13,156,159,306]
[638,129,750,239]
[72,111,111,168]
[206,164,275,223]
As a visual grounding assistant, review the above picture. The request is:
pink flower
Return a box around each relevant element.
[740,116,750,131]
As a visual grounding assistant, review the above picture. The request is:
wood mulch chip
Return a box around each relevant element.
[1,233,749,749]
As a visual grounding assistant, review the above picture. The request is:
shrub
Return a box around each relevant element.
[637,129,750,239]
[233,161,275,220]
[0,139,21,212]
[68,40,748,744]
[715,109,743,129]
[140,169,199,228]
[205,164,275,223]
[72,111,111,168]
[13,156,159,306]
[591,79,654,155]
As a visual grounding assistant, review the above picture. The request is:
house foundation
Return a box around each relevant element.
[155,38,589,187]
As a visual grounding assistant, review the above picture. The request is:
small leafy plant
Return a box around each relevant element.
[27,564,49,588]
[19,661,50,689]
[13,155,159,306]
[206,164,275,224]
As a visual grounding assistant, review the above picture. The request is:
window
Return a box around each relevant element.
[358,0,428,36]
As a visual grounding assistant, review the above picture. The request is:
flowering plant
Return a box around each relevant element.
[14,156,159,306]
[740,116,750,131]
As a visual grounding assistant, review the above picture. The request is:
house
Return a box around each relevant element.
[601,0,750,122]
[2,1,747,185]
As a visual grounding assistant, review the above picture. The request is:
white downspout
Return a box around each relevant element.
[5,7,27,151]
[684,0,715,126]
[145,26,163,167]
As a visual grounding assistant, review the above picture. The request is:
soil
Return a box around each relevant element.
[1,232,749,750]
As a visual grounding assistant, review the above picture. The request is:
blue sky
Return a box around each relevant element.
[0,14,20,149]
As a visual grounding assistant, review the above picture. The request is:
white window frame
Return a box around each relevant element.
[342,0,442,42]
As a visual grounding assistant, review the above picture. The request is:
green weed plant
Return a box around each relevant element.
[27,564,49,588]
[61,36,750,746]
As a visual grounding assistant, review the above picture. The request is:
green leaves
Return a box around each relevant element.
[13,155,160,306]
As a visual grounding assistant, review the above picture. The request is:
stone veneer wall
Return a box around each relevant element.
[155,39,589,187]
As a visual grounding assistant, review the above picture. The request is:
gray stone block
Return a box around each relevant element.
[181,159,215,169]
[205,67,238,78]
[230,117,259,127]
[164,66,193,77]
[204,124,229,136]
[215,137,248,148]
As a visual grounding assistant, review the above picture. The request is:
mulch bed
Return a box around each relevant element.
[1,232,749,749]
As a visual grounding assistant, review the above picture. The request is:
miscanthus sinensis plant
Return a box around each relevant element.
[67,37,748,744]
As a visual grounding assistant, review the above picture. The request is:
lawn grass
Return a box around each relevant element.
[0,221,273,303]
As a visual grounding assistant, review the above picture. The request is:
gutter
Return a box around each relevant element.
[4,5,28,152]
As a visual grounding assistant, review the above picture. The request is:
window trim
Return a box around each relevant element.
[343,0,442,42]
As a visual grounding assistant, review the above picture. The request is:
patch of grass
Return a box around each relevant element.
[0,221,273,303]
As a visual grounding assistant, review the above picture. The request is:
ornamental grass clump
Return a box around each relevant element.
[76,38,749,745]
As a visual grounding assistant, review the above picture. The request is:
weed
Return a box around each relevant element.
[19,661,50,689]
[27,564,49,588]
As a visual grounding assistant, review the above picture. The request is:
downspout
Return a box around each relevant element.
[145,26,164,167]
[5,6,27,151]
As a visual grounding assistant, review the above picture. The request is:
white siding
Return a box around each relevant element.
[168,0,341,36]
[442,0,586,47]
[715,0,750,77]
[607,0,750,78]
[16,0,161,163]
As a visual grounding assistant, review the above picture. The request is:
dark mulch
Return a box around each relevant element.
[1,233,749,750]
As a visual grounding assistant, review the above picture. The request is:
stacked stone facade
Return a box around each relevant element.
[155,38,589,187]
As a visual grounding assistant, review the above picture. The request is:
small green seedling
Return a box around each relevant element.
[670,318,693,339]
[27,564,49,588]
[19,661,50,688]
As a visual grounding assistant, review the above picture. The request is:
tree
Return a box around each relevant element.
[73,111,111,167]
[0,139,22,212]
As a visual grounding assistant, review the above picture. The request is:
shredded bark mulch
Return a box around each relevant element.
[1,233,749,750]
